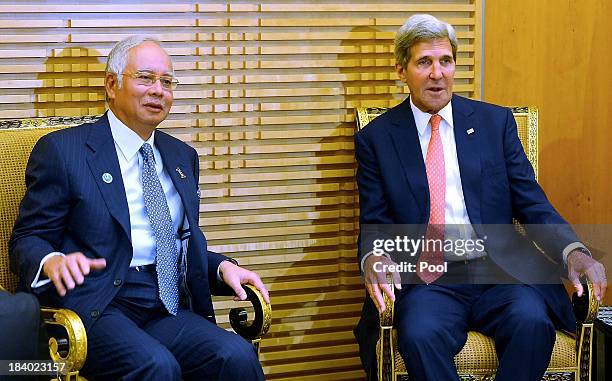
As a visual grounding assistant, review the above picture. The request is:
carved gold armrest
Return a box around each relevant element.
[378,277,396,381]
[572,281,600,324]
[40,307,87,377]
[381,289,395,328]
[229,284,271,342]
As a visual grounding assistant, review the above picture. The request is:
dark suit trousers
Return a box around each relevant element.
[395,258,557,381]
[81,269,264,381]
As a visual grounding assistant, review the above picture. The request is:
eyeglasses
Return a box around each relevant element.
[122,70,179,90]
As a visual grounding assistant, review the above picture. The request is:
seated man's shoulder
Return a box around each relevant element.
[34,120,93,150]
[458,96,509,115]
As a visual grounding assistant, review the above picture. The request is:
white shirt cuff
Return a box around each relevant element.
[217,263,223,282]
[562,242,590,264]
[360,251,391,273]
[31,252,65,288]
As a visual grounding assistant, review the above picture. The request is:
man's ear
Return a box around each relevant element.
[104,73,117,101]
[395,63,407,83]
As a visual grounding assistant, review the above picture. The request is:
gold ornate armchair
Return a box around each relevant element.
[355,106,599,381]
[0,115,271,380]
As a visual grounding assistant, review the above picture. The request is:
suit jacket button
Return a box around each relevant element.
[113,279,122,287]
[90,310,99,318]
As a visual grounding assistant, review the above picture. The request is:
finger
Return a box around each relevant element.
[49,272,66,297]
[371,284,386,314]
[248,276,270,304]
[392,270,402,290]
[375,271,395,302]
[366,284,385,314]
[593,283,602,301]
[60,265,76,290]
[75,255,91,276]
[586,268,603,301]
[225,276,247,301]
[66,258,85,285]
[568,271,583,297]
[597,265,607,300]
[379,282,395,303]
[88,258,107,270]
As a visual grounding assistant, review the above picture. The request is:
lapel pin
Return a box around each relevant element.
[102,173,113,184]
[467,128,475,135]
[176,167,186,179]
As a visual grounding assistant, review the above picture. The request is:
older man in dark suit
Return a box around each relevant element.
[354,14,606,381]
[10,36,269,381]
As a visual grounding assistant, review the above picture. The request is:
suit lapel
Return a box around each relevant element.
[85,113,132,241]
[452,95,482,225]
[155,132,199,227]
[388,98,429,221]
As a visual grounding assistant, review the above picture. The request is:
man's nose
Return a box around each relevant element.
[148,78,164,95]
[429,62,443,80]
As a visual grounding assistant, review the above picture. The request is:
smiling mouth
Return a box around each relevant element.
[144,103,163,111]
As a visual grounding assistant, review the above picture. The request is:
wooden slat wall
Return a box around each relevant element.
[0,1,482,379]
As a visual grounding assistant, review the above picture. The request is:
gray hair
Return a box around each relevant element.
[394,14,458,69]
[105,35,163,88]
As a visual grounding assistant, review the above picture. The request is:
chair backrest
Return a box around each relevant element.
[355,106,539,180]
[0,116,100,292]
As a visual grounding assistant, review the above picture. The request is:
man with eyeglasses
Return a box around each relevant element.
[10,35,268,381]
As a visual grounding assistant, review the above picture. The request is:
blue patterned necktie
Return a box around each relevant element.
[140,142,179,315]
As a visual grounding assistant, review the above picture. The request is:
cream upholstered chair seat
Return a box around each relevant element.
[382,331,577,376]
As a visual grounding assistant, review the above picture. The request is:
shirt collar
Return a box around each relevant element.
[409,96,454,137]
[107,109,155,161]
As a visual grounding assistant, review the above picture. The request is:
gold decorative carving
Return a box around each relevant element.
[229,284,271,341]
[41,307,87,376]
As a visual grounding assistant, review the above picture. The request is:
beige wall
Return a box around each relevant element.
[484,0,612,303]
[484,0,612,225]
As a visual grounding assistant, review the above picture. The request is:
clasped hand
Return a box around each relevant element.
[363,254,402,314]
[219,260,270,304]
[567,250,607,301]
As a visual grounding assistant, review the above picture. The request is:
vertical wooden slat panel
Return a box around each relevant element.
[0,1,481,378]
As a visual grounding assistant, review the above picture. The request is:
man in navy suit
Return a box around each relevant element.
[354,14,607,381]
[10,36,269,381]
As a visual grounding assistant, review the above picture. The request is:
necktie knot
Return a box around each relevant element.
[430,114,442,132]
[140,143,155,163]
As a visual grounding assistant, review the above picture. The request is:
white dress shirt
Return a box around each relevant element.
[409,98,484,261]
[410,97,471,227]
[32,109,185,287]
[107,109,184,267]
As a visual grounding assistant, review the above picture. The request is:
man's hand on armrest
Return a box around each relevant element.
[567,249,607,301]
[219,261,270,304]
[363,254,402,314]
[43,252,106,297]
